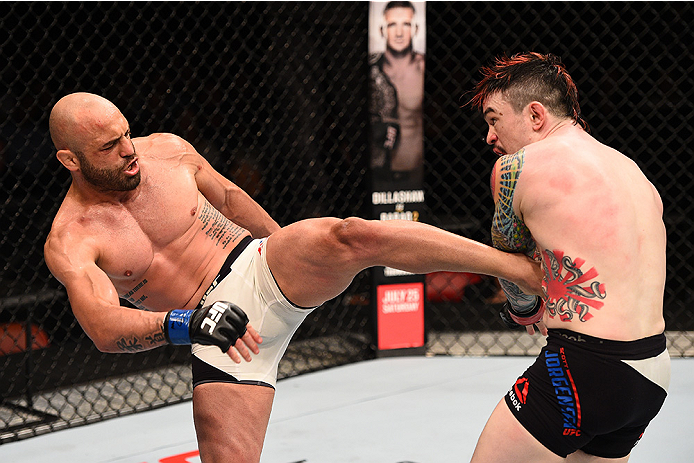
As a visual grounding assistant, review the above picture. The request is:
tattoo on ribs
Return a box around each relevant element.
[122,279,148,308]
[542,249,606,322]
[198,200,244,248]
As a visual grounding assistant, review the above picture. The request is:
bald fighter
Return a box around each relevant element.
[45,92,542,462]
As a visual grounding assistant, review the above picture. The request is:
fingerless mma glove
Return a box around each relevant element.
[499,295,544,330]
[164,301,249,353]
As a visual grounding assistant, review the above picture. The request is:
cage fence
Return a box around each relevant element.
[0,1,692,443]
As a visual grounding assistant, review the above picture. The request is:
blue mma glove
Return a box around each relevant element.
[164,301,249,353]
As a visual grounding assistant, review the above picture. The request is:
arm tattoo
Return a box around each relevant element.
[117,327,165,352]
[116,336,145,353]
[499,278,538,312]
[542,249,606,322]
[491,149,535,256]
[145,331,166,346]
[198,200,245,248]
[491,150,538,311]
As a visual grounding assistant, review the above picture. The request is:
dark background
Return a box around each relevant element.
[0,1,691,442]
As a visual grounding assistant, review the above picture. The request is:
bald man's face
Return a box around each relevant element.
[74,137,140,192]
[76,111,140,191]
[52,94,140,191]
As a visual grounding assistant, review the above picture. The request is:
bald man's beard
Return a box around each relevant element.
[75,152,141,191]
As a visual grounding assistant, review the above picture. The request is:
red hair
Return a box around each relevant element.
[468,52,588,131]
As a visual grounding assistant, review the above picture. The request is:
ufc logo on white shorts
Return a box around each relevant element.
[201,304,225,334]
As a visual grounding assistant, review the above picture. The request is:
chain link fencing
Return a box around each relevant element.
[0,1,691,443]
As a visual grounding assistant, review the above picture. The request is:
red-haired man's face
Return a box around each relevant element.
[482,92,536,156]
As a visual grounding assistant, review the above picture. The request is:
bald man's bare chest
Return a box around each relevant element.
[90,169,202,285]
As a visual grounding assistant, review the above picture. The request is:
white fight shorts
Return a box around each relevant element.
[192,237,315,389]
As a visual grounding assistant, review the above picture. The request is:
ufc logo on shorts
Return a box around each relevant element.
[201,304,225,334]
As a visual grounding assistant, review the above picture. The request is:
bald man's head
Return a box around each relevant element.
[49,93,121,152]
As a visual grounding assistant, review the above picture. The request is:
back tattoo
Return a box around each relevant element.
[542,249,606,322]
[491,150,606,322]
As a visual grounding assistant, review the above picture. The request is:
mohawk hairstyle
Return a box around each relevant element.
[468,52,588,131]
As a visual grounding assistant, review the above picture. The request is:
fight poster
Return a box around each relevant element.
[376,282,425,350]
[369,1,426,355]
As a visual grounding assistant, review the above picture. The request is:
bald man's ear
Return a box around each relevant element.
[56,149,80,172]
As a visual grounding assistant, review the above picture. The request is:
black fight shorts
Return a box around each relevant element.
[505,329,670,458]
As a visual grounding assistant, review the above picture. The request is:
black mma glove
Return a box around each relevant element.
[372,120,400,150]
[499,295,544,330]
[163,301,249,353]
[497,277,544,330]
